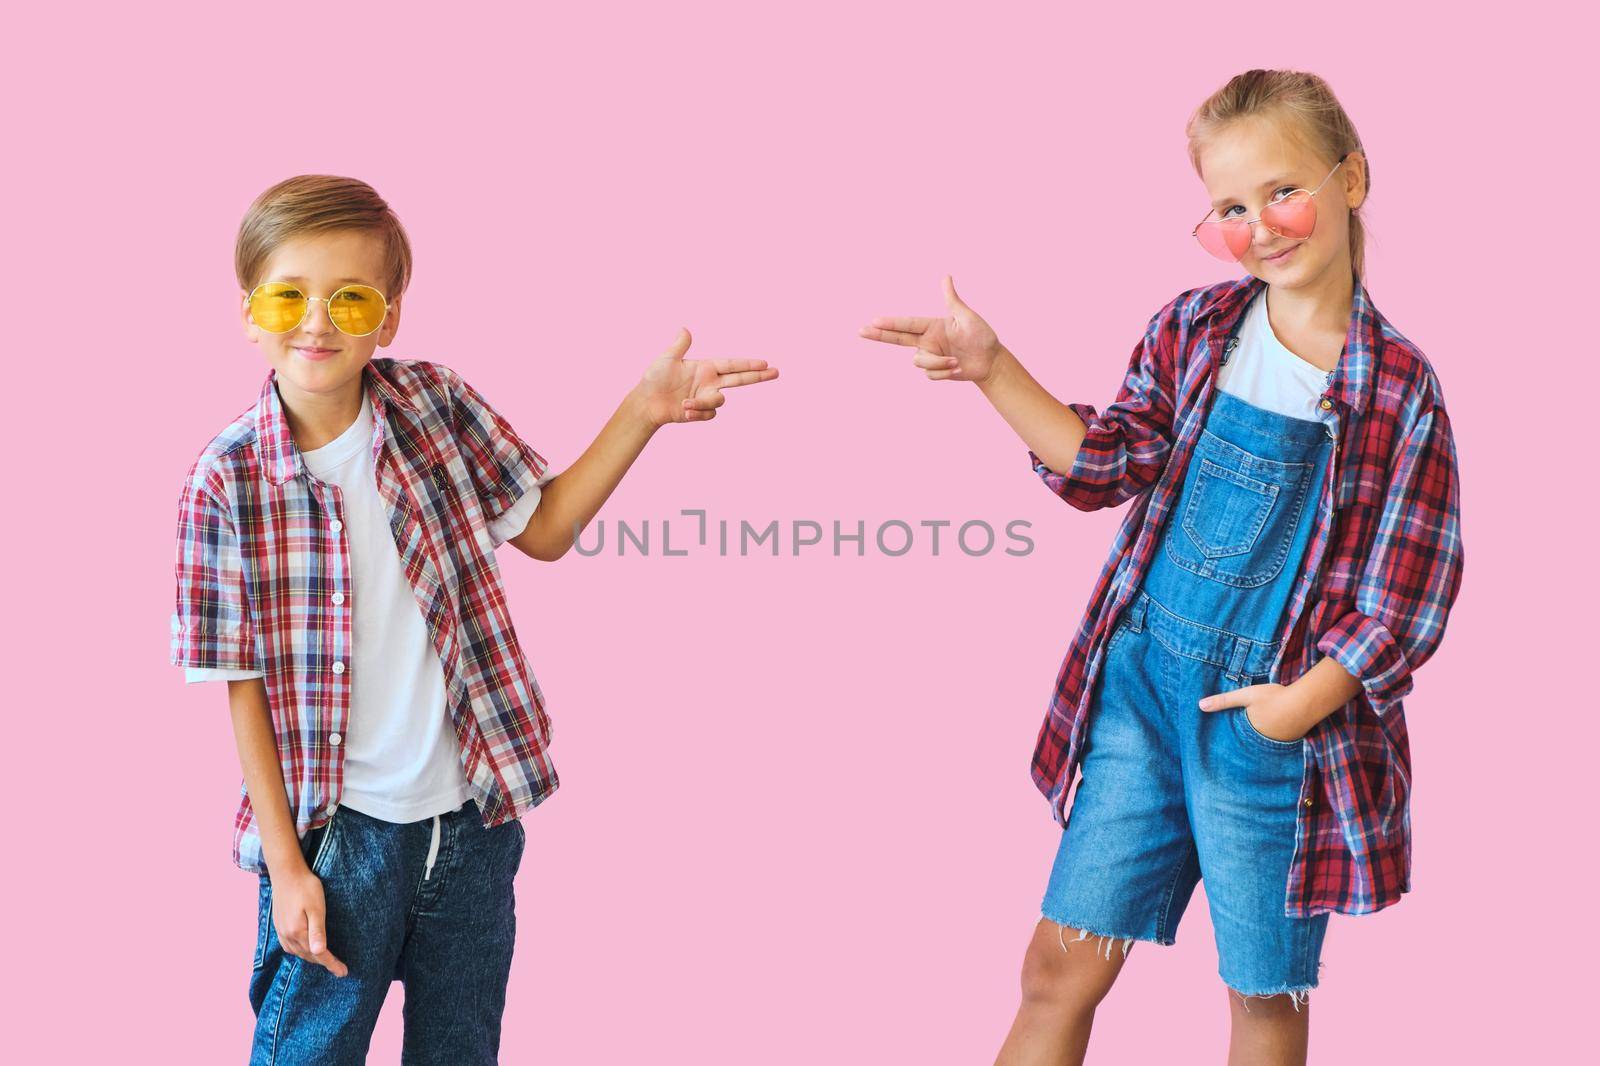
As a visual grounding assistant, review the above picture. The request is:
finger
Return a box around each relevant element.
[859,326,927,347]
[1198,687,1251,711]
[715,368,778,388]
[869,316,934,334]
[912,350,960,371]
[679,407,716,422]
[709,358,769,374]
[306,908,328,956]
[943,274,969,312]
[663,326,692,360]
[682,392,726,411]
[924,368,962,381]
[310,946,349,977]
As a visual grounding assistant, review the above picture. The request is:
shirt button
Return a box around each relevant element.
[1318,398,1333,411]
[329,732,343,746]
[332,661,346,675]
[330,519,344,533]
[331,592,346,605]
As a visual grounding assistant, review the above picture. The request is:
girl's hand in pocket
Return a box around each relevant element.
[1198,682,1314,743]
[859,275,1005,385]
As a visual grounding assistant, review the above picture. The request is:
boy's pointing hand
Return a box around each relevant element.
[632,327,779,427]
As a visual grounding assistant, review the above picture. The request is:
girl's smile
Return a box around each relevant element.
[1261,244,1300,265]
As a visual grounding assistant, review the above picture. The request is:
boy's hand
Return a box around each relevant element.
[632,327,779,427]
[859,275,1005,386]
[270,866,349,977]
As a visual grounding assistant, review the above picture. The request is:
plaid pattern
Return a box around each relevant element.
[1027,273,1464,917]
[171,358,556,873]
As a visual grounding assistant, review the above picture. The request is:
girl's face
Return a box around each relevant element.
[1197,116,1366,288]
[240,229,401,400]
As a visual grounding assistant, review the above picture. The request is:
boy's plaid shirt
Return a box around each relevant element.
[1028,273,1464,917]
[170,358,556,873]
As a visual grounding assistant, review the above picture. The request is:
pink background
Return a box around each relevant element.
[5,3,1587,1062]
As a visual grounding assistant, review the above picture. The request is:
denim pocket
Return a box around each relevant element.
[1226,690,1305,754]
[1166,431,1314,589]
[1182,458,1277,558]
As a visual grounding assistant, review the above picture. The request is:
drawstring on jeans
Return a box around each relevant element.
[424,813,441,880]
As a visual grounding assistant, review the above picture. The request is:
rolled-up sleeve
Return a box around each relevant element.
[439,364,551,528]
[1316,402,1464,716]
[170,476,258,672]
[1028,295,1182,511]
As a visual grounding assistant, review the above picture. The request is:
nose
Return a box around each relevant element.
[296,296,339,343]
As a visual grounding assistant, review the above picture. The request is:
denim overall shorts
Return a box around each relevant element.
[1041,383,1336,1000]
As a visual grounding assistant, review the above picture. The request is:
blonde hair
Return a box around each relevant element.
[1185,70,1372,279]
[235,175,414,299]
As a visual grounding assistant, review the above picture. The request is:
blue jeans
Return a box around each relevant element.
[1042,388,1334,999]
[248,799,526,1064]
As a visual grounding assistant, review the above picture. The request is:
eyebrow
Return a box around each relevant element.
[276,275,374,286]
[1211,177,1295,209]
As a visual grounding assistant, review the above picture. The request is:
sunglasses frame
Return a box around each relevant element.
[244,280,396,337]
[1191,153,1351,262]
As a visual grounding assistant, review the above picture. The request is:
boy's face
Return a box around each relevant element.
[241,229,401,399]
[1198,116,1366,288]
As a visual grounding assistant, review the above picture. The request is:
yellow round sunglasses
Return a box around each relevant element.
[244,280,394,337]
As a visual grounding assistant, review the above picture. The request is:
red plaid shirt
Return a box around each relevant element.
[170,358,556,873]
[1027,273,1464,917]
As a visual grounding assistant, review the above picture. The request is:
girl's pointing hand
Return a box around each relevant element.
[859,275,1004,385]
[633,327,780,427]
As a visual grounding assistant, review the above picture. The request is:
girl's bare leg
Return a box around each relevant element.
[994,919,1130,1066]
[1225,986,1311,1066]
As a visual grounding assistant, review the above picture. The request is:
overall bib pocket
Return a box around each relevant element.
[1166,429,1314,589]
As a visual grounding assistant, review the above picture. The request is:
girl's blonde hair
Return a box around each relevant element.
[1185,70,1371,279]
[235,175,414,299]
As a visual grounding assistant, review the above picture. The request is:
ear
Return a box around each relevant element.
[1345,151,1368,211]
[377,296,402,348]
[240,288,261,344]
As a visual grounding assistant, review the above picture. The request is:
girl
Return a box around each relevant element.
[860,70,1463,1065]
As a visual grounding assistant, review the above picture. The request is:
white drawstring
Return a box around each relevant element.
[423,813,441,880]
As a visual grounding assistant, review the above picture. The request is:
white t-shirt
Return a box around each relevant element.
[1215,287,1339,434]
[186,390,547,825]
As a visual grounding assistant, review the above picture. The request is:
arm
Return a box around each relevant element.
[439,355,656,563]
[440,330,777,563]
[860,276,1181,511]
[510,387,659,562]
[1313,401,1465,717]
[227,679,306,880]
[168,478,344,974]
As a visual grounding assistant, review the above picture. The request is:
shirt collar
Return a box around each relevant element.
[1193,271,1378,416]
[256,359,416,485]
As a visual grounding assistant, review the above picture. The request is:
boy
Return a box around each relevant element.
[170,174,777,1063]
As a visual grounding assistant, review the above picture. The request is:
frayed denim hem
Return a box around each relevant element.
[1225,960,1328,1013]
[1038,912,1173,961]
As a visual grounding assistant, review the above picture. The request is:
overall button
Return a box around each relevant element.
[1318,398,1333,411]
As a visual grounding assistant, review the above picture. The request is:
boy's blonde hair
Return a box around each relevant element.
[235,174,414,300]
[1186,70,1372,279]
